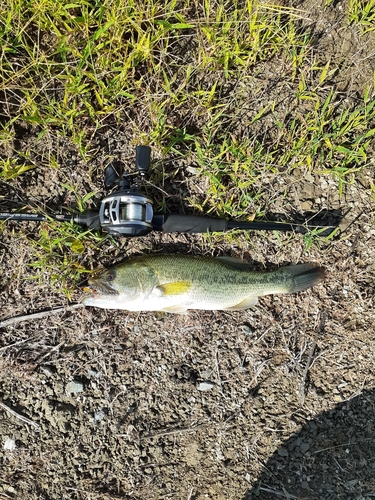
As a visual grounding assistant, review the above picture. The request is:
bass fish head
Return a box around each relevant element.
[82,261,157,310]
[82,268,126,308]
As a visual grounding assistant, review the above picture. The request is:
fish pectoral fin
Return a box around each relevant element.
[160,305,189,314]
[156,281,191,296]
[215,256,252,271]
[224,296,259,310]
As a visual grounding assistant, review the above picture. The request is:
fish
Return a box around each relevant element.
[82,254,325,314]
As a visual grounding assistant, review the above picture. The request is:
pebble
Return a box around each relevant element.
[197,381,215,391]
[186,166,199,175]
[65,381,84,395]
[40,366,54,377]
[3,438,16,451]
[87,369,102,379]
[300,442,310,454]
[241,325,253,335]
[94,410,106,422]
[277,447,289,457]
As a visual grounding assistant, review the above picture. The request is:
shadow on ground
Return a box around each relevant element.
[243,388,375,499]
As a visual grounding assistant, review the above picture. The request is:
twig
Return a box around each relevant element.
[258,485,299,499]
[312,438,374,455]
[299,310,326,404]
[0,401,39,429]
[299,340,317,405]
[0,304,84,329]
[118,424,205,440]
[0,339,29,352]
[36,341,65,364]
[187,488,195,500]
[215,348,223,392]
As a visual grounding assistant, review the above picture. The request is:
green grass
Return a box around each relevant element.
[0,0,309,146]
[324,0,375,30]
[278,86,375,195]
[1,0,375,294]
[348,0,375,32]
[0,157,35,180]
[28,221,99,298]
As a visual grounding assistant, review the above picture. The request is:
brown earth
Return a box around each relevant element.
[1,1,375,499]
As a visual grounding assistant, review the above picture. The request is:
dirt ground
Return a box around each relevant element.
[1,1,375,499]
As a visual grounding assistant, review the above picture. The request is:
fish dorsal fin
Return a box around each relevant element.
[215,256,252,271]
[155,281,191,296]
[224,296,258,310]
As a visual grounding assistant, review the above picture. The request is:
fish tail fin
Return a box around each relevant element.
[282,263,325,294]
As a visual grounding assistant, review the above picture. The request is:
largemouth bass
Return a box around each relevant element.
[82,254,325,313]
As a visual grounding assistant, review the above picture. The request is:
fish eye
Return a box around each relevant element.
[106,273,115,282]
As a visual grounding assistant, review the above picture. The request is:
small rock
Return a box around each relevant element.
[4,438,16,451]
[65,380,84,395]
[87,369,102,379]
[40,366,54,377]
[300,442,310,454]
[241,325,253,335]
[277,447,289,457]
[94,409,106,422]
[305,172,315,183]
[197,381,215,391]
[186,166,199,175]
[301,200,313,211]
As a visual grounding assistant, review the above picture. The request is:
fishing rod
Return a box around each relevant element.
[0,146,334,237]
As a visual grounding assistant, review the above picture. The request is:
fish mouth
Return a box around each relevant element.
[86,278,119,296]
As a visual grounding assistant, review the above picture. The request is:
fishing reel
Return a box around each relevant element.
[74,145,163,236]
[98,145,153,236]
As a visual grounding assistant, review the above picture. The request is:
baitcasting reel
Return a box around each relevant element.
[93,145,154,237]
